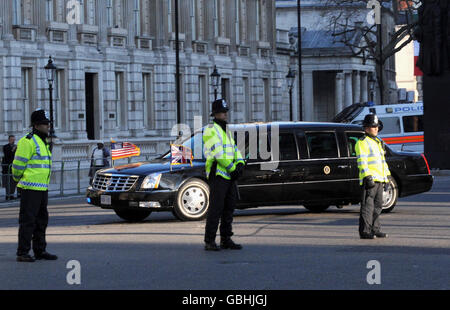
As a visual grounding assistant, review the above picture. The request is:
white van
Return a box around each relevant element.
[333,102,424,153]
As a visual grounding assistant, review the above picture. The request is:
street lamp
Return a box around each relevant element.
[286,68,296,121]
[44,56,57,143]
[368,74,376,103]
[210,65,221,100]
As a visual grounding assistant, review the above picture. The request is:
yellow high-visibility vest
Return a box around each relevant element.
[355,135,390,185]
[203,122,245,180]
[12,133,52,191]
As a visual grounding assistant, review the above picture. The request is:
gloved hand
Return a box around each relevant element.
[363,176,375,190]
[230,163,245,181]
[384,182,390,192]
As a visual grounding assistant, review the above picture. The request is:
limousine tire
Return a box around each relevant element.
[303,204,330,213]
[173,178,210,221]
[114,209,152,222]
[381,176,398,213]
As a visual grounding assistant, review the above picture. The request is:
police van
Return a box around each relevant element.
[333,102,424,153]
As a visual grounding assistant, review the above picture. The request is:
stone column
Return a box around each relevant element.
[353,71,361,104]
[360,71,368,102]
[303,71,314,121]
[2,0,14,40]
[344,71,353,108]
[335,72,344,115]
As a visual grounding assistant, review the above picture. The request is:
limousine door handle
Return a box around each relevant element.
[271,169,281,173]
[337,165,349,169]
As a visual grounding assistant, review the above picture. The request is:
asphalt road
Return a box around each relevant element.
[0,176,449,290]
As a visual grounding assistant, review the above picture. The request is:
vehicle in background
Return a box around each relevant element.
[333,102,424,153]
[86,122,433,222]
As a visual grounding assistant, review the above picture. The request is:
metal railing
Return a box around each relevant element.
[0,154,159,202]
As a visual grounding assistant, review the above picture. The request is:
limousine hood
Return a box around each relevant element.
[98,158,205,176]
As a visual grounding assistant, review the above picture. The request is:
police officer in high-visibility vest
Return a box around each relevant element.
[203,99,245,251]
[355,114,390,240]
[13,110,57,262]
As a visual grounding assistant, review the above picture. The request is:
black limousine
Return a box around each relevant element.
[86,122,433,222]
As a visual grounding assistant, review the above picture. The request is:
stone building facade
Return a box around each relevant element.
[276,0,398,122]
[0,0,292,161]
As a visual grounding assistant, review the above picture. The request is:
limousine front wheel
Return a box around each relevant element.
[173,178,210,221]
[382,176,398,213]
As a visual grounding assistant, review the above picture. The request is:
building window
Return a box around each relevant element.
[45,0,54,22]
[213,0,219,37]
[190,0,196,41]
[115,72,126,130]
[54,70,66,130]
[167,0,173,33]
[199,75,208,124]
[84,0,96,25]
[106,0,114,27]
[134,0,141,36]
[21,68,33,130]
[255,0,260,41]
[263,78,270,122]
[143,73,155,129]
[13,0,22,25]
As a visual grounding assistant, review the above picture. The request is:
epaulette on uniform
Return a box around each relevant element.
[26,132,33,139]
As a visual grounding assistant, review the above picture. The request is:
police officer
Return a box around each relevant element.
[355,114,390,239]
[203,99,246,251]
[13,110,57,262]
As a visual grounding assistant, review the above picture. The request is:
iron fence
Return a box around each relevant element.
[0,154,159,202]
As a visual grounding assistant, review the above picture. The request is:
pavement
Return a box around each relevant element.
[0,176,448,290]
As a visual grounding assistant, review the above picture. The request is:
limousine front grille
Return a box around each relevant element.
[93,174,139,192]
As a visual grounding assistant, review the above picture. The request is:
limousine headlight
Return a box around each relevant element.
[141,173,162,190]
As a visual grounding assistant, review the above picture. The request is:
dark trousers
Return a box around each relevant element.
[17,189,49,256]
[204,176,238,243]
[359,182,384,236]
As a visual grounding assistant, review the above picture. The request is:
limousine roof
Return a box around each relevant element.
[228,121,363,130]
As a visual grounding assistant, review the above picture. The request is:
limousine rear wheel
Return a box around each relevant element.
[173,178,209,221]
[382,176,398,213]
[303,204,330,213]
[114,209,152,222]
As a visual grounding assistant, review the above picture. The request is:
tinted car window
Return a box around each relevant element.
[241,129,271,162]
[278,133,298,161]
[346,132,365,157]
[305,132,339,159]
[403,115,423,133]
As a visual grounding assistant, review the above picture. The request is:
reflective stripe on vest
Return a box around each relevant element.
[355,136,390,185]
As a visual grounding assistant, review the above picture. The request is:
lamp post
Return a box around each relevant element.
[297,0,303,121]
[210,66,221,100]
[286,68,296,121]
[368,74,376,103]
[44,56,57,144]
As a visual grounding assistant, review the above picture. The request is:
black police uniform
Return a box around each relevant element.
[16,110,58,262]
[204,99,244,251]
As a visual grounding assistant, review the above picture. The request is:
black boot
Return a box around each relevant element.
[17,254,35,262]
[220,238,242,250]
[34,251,58,260]
[204,242,220,251]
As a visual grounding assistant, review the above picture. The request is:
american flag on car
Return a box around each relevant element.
[170,144,193,166]
[111,141,141,160]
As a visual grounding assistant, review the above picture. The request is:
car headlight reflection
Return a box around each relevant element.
[141,173,162,190]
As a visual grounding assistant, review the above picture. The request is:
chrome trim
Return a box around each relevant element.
[92,174,139,192]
